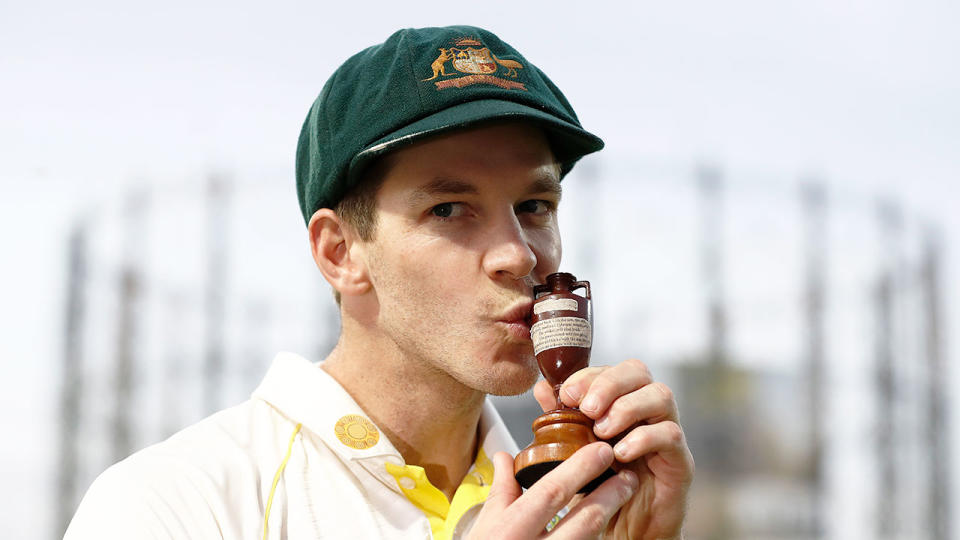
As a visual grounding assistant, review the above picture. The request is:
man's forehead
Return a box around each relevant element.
[367,122,562,202]
[414,171,561,196]
[403,169,562,206]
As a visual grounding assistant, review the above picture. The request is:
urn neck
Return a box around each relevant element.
[545,272,577,293]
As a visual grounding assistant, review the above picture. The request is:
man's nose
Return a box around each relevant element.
[482,212,538,282]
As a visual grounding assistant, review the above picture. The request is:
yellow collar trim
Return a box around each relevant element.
[385,448,494,540]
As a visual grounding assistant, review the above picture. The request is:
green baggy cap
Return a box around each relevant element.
[296,25,604,225]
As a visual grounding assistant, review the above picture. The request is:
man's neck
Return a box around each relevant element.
[321,325,486,500]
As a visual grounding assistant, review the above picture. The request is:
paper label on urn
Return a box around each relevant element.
[531,317,592,355]
[533,298,579,315]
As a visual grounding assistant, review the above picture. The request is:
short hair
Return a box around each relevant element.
[330,157,391,305]
[334,163,387,242]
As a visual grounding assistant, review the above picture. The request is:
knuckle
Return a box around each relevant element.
[619,480,636,502]
[594,369,619,389]
[567,366,600,385]
[623,357,647,371]
[537,478,570,510]
[583,505,609,533]
[624,358,652,380]
[632,428,651,450]
[607,392,638,422]
[651,381,675,403]
[626,388,647,410]
[663,420,684,445]
[581,379,615,411]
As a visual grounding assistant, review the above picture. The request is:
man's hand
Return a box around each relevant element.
[468,443,640,539]
[538,358,695,539]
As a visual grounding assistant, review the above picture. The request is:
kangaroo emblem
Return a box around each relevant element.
[422,39,528,91]
[423,48,455,81]
[490,53,523,78]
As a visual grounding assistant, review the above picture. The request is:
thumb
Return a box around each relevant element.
[485,452,522,511]
[533,379,558,412]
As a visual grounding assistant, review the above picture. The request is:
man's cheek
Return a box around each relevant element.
[531,236,562,272]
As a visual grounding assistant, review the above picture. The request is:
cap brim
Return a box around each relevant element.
[348,99,604,183]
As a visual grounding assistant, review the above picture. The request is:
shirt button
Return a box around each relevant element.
[399,476,416,490]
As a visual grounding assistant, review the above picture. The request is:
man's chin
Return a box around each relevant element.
[481,360,540,396]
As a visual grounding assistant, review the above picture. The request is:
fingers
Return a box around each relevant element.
[557,366,605,408]
[472,446,634,539]
[559,359,653,417]
[509,442,616,533]
[612,420,690,468]
[486,452,523,511]
[593,382,678,440]
[548,469,639,538]
[533,379,558,412]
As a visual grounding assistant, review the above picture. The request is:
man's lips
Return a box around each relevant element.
[497,301,534,340]
[498,301,534,326]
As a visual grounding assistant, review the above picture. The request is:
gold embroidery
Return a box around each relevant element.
[435,74,527,91]
[490,53,523,78]
[423,48,456,81]
[451,47,497,75]
[423,37,526,91]
[334,414,380,449]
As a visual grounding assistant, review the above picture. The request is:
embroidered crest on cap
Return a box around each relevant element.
[334,414,380,449]
[422,37,527,91]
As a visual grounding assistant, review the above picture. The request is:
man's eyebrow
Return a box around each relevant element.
[527,174,563,200]
[406,173,563,207]
[407,177,480,207]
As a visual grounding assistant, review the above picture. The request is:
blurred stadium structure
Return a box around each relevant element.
[53,158,949,540]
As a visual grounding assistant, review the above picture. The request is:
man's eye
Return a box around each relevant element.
[516,200,552,215]
[430,202,466,218]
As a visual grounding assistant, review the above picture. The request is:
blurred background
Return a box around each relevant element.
[2,1,958,539]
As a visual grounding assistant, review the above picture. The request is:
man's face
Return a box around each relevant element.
[357,122,562,396]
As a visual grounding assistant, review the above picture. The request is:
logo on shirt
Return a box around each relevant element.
[334,414,380,450]
[422,37,527,91]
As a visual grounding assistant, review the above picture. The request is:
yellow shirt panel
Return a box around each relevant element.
[385,448,495,540]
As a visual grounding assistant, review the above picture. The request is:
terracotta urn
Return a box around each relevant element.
[514,272,614,493]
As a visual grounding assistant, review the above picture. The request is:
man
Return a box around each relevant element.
[66,25,693,539]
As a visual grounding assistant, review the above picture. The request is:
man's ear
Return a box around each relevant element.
[308,209,371,298]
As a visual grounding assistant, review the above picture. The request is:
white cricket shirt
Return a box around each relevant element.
[65,352,520,539]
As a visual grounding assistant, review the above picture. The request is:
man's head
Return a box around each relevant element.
[297,26,602,394]
[311,121,564,395]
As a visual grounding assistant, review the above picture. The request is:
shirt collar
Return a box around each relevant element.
[252,352,519,463]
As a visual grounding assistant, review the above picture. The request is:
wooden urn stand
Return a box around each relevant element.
[513,272,615,493]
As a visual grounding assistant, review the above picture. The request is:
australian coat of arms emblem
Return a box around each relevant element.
[423,37,527,91]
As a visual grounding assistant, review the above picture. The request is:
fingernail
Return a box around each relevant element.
[614,440,630,460]
[595,416,610,433]
[597,443,614,463]
[619,470,639,490]
[581,395,598,413]
[562,385,581,403]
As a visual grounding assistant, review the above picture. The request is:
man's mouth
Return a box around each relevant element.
[497,301,534,340]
